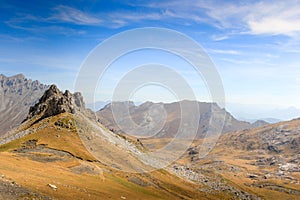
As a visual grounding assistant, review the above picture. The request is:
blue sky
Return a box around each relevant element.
[1,0,300,119]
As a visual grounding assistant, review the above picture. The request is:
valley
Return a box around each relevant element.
[0,77,299,199]
[1,1,300,199]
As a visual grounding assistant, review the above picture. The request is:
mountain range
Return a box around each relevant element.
[0,74,48,136]
[227,103,300,122]
[0,74,299,199]
[0,74,268,139]
[0,82,222,199]
[96,101,268,139]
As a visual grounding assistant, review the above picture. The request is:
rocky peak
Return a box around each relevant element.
[0,73,25,81]
[251,120,269,128]
[0,74,48,95]
[26,85,84,121]
[0,74,49,135]
[73,92,85,109]
[38,85,61,102]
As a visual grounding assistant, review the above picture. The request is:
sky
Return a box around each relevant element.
[1,0,300,120]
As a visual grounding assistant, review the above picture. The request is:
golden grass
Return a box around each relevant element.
[0,113,212,199]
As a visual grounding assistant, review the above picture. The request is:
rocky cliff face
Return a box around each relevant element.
[0,74,48,135]
[0,83,95,146]
[26,85,75,120]
[26,85,87,122]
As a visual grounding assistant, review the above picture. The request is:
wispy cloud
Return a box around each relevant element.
[106,12,164,28]
[6,20,87,36]
[5,1,300,37]
[5,5,101,35]
[246,1,300,36]
[219,58,275,66]
[211,35,230,41]
[209,49,241,55]
[136,0,300,38]
[50,5,101,25]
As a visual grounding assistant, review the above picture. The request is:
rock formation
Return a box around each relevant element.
[0,74,48,135]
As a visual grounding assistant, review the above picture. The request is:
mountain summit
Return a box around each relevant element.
[0,74,48,135]
[26,85,76,120]
[0,84,212,199]
[97,101,261,138]
[0,76,299,199]
[25,84,90,123]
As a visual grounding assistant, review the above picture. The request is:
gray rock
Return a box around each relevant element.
[0,74,48,135]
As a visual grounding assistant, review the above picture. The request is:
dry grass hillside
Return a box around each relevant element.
[0,113,219,200]
[140,118,300,200]
[0,84,298,199]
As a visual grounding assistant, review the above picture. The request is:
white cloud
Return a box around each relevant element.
[248,17,300,36]
[7,5,101,28]
[209,49,241,55]
[205,0,300,37]
[211,35,230,41]
[106,12,164,28]
[191,0,300,37]
[219,58,273,66]
[137,0,300,37]
[51,5,101,25]
[246,2,300,36]
[5,1,300,36]
[5,6,101,35]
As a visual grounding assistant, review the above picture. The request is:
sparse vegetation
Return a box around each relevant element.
[0,77,299,199]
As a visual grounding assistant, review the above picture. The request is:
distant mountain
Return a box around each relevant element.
[86,100,110,111]
[250,119,269,127]
[96,101,262,138]
[220,118,300,155]
[0,74,48,135]
[227,103,300,122]
[1,82,298,199]
[240,117,281,124]
[268,106,300,120]
[0,84,211,199]
[260,117,282,123]
[177,117,300,199]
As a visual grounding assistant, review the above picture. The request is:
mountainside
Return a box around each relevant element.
[140,118,300,200]
[0,85,218,199]
[251,119,269,128]
[86,100,111,111]
[0,74,48,135]
[0,83,299,199]
[97,101,264,138]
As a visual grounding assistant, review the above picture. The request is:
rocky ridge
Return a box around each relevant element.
[97,101,267,138]
[0,74,48,135]
[26,85,76,120]
[0,76,299,199]
[25,84,91,122]
[0,84,92,145]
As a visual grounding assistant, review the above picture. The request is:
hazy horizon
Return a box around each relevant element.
[1,72,300,122]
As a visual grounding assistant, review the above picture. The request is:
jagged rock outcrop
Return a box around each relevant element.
[26,85,84,121]
[26,85,75,120]
[24,84,96,124]
[0,83,96,146]
[0,74,48,135]
[73,92,85,109]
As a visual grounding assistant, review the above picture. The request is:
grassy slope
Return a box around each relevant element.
[0,113,212,200]
[140,119,300,200]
